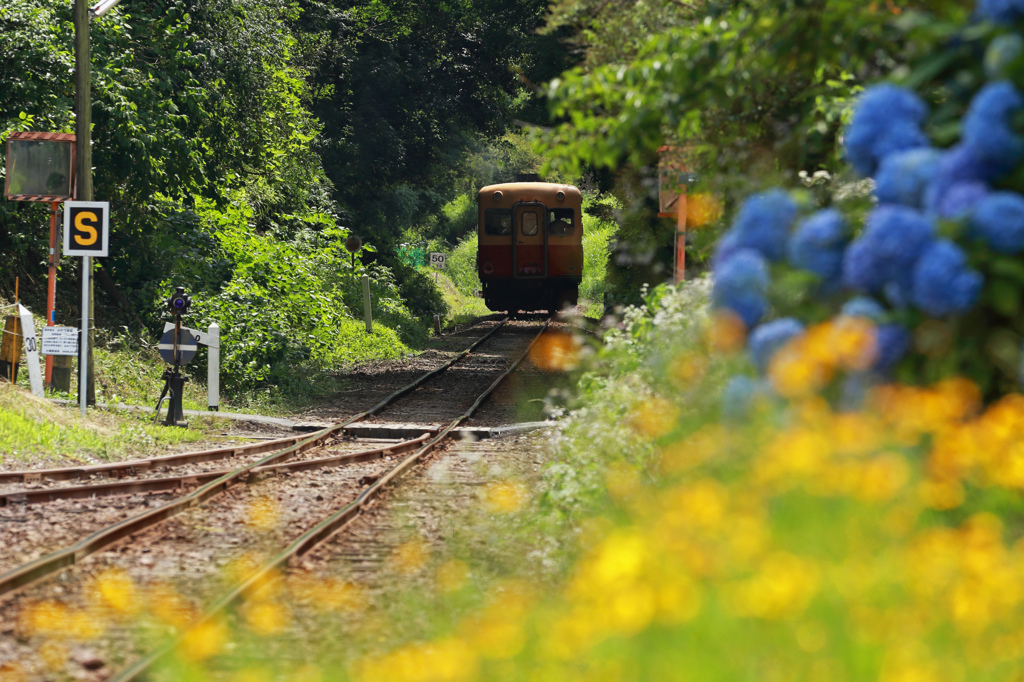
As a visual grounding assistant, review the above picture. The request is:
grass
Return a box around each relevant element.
[0,384,222,467]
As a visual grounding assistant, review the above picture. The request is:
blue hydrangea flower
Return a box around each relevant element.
[971,191,1024,254]
[978,0,1024,25]
[727,189,798,262]
[712,249,770,328]
[842,205,936,306]
[874,147,941,208]
[934,181,989,220]
[962,81,1024,177]
[841,296,886,322]
[986,34,1024,78]
[711,229,742,269]
[748,318,804,373]
[911,240,983,316]
[787,209,848,285]
[874,324,911,370]
[921,144,999,215]
[721,375,767,421]
[924,144,999,215]
[844,84,929,176]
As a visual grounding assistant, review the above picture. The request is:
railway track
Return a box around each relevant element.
[0,317,552,679]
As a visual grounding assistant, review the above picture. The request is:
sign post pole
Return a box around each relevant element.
[675,190,687,285]
[79,256,89,416]
[207,322,220,411]
[362,275,373,333]
[64,200,109,416]
[46,202,59,387]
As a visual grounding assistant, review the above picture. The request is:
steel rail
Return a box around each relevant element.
[0,435,433,506]
[111,318,551,681]
[0,319,508,598]
[0,320,509,487]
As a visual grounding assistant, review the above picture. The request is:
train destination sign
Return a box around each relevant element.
[63,201,110,257]
[41,326,80,356]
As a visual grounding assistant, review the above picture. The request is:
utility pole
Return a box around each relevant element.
[74,0,95,405]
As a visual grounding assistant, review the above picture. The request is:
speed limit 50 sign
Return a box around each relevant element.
[64,201,110,257]
[429,252,446,269]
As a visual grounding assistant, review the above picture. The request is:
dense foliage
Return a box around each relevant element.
[713,1,1024,402]
[0,0,563,393]
[537,0,972,301]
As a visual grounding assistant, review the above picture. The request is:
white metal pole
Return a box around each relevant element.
[79,256,89,416]
[362,275,372,333]
[207,322,220,411]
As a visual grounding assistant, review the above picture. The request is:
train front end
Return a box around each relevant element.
[476,181,583,313]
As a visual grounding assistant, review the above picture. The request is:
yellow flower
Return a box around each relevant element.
[91,568,139,616]
[38,640,68,672]
[0,662,28,682]
[829,316,877,371]
[437,560,470,594]
[391,539,430,575]
[233,668,273,682]
[668,352,707,385]
[147,582,196,630]
[246,495,282,531]
[627,396,679,439]
[179,618,229,662]
[856,453,911,502]
[660,424,728,473]
[244,600,290,635]
[918,478,965,511]
[605,462,641,503]
[725,552,821,619]
[482,480,529,513]
[685,192,723,228]
[768,340,833,398]
[707,310,747,354]
[529,331,582,371]
[19,601,104,639]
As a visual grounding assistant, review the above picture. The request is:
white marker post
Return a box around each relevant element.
[429,252,446,284]
[17,305,43,398]
[362,275,373,333]
[207,322,220,411]
[64,201,110,416]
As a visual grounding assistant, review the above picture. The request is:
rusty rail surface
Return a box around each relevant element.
[0,319,508,598]
[111,318,551,681]
[0,435,433,506]
[0,319,509,487]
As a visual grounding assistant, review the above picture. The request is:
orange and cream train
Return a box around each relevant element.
[476,181,583,313]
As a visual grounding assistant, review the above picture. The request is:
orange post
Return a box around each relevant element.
[675,189,687,284]
[45,201,58,385]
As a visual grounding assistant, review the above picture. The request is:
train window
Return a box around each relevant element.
[521,211,539,236]
[485,210,512,235]
[547,208,575,236]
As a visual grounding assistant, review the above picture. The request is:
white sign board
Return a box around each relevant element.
[63,201,110,257]
[41,326,80,356]
[17,305,43,397]
[162,323,219,349]
[429,252,446,269]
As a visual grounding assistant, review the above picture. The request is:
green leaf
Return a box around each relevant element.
[989,277,1022,317]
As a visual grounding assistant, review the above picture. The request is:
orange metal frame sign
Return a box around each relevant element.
[4,131,77,202]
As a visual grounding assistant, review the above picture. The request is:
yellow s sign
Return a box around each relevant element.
[74,211,99,245]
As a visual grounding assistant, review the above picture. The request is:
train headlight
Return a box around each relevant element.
[556,190,565,201]
[482,261,494,275]
[493,191,502,202]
